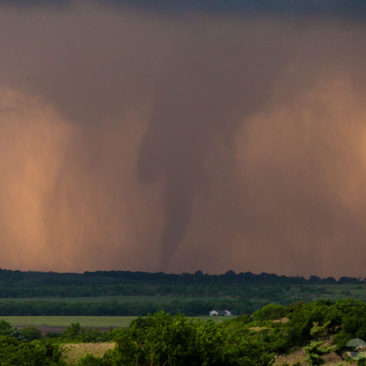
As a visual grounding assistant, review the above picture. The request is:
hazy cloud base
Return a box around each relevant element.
[1,1,366,277]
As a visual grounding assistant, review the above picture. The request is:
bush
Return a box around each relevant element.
[62,323,111,342]
[109,311,274,366]
[253,304,287,321]
[76,354,108,366]
[22,326,42,342]
[0,337,65,365]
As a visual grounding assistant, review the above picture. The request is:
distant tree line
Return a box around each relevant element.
[0,269,363,316]
[0,268,361,298]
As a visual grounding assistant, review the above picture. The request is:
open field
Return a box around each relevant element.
[0,316,138,327]
[0,315,229,327]
[63,343,115,365]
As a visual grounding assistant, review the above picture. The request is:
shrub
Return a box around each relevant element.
[22,326,42,342]
[76,354,108,366]
[253,304,287,321]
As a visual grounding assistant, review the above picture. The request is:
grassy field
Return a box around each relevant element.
[0,315,229,327]
[63,343,115,365]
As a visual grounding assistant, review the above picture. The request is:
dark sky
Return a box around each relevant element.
[1,0,366,277]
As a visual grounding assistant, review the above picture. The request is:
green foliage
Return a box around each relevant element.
[2,299,366,364]
[46,331,62,339]
[233,313,251,324]
[108,311,275,366]
[62,323,111,342]
[225,330,275,365]
[112,312,197,366]
[304,341,337,365]
[252,304,287,321]
[309,321,331,341]
[0,319,12,332]
[22,326,42,342]
[0,336,65,365]
[63,323,82,340]
[76,354,108,366]
[0,320,24,340]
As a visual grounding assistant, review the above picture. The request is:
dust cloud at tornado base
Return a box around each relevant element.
[1,2,366,277]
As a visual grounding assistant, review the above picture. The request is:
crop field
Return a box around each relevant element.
[0,316,138,327]
[0,315,228,328]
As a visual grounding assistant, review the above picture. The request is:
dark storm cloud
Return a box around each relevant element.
[1,1,366,276]
[4,0,366,17]
[113,0,366,18]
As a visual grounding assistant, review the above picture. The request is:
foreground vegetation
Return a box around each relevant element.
[1,299,366,365]
[1,269,366,315]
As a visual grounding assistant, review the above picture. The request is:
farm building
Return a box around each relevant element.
[209,309,233,316]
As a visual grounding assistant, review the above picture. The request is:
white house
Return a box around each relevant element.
[209,309,233,316]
